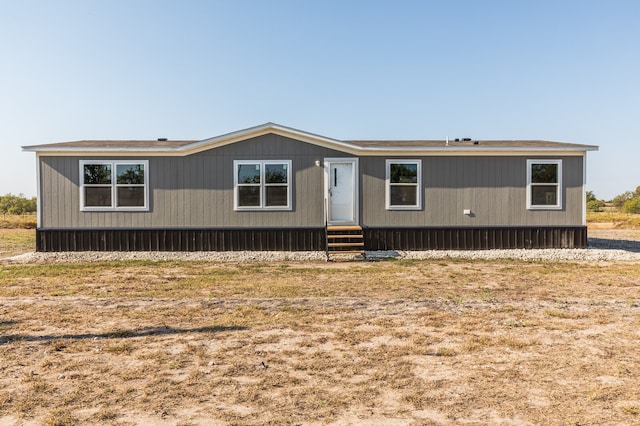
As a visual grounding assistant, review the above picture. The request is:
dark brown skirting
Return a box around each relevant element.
[364,227,588,250]
[36,228,326,252]
[36,226,588,252]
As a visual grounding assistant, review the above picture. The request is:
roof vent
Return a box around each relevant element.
[157,138,168,141]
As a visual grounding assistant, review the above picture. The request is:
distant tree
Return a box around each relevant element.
[611,191,634,208]
[390,164,418,183]
[265,167,286,184]
[587,199,605,212]
[610,186,640,214]
[0,193,36,216]
[117,165,144,184]
[586,191,605,212]
[622,197,640,214]
[530,163,558,183]
[83,164,111,184]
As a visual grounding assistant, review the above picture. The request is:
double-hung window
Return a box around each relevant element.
[386,159,422,210]
[234,160,291,210]
[80,160,149,211]
[526,159,562,209]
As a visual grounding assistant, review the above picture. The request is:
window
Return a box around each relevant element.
[234,160,291,210]
[80,160,149,211]
[527,159,562,209]
[386,159,421,210]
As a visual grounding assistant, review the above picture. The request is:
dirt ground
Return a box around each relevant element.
[0,230,639,425]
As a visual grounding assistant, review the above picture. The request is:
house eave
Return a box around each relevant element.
[24,146,597,158]
[21,122,599,156]
[21,122,362,156]
[347,146,597,156]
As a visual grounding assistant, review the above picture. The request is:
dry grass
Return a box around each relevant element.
[1,260,639,301]
[0,215,36,257]
[0,214,36,258]
[1,259,640,425]
[0,214,639,424]
[0,214,37,229]
[0,229,35,257]
[587,211,640,228]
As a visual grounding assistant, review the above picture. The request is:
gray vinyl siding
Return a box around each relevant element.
[39,134,351,229]
[361,156,584,227]
[38,133,585,229]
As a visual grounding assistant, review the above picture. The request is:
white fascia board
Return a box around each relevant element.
[21,122,599,157]
[21,145,182,155]
[180,122,362,156]
[342,148,596,157]
[358,145,598,154]
[26,147,596,157]
[21,123,363,157]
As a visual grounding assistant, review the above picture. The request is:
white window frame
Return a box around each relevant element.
[386,159,422,210]
[79,160,149,212]
[234,160,292,211]
[526,159,562,210]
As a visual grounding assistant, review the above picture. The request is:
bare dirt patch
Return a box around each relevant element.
[1,259,640,425]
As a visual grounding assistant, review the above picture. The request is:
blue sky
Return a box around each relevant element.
[1,0,638,200]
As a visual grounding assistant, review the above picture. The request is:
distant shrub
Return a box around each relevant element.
[587,199,605,212]
[0,193,36,215]
[611,186,640,213]
[586,191,606,212]
[612,192,632,208]
[622,198,640,214]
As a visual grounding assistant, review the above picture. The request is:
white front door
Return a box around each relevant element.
[325,158,358,225]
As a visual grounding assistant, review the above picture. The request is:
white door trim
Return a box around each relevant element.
[324,158,359,225]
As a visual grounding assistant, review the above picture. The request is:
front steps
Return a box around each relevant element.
[326,225,365,260]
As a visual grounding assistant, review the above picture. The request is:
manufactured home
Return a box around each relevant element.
[23,123,598,252]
